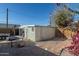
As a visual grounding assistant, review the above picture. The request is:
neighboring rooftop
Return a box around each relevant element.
[0,23,20,28]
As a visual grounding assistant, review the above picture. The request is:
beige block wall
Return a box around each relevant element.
[35,27,55,41]
[35,27,41,41]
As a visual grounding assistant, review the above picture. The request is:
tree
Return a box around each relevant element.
[54,8,74,27]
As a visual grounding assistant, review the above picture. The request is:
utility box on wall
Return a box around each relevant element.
[19,25,55,42]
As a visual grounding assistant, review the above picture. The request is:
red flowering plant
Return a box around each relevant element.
[66,30,79,55]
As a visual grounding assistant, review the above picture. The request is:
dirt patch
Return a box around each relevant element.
[35,38,72,55]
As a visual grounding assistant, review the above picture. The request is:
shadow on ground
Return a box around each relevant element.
[39,37,67,42]
[0,43,57,56]
[9,46,57,56]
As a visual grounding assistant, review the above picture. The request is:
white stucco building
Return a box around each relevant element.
[19,25,55,42]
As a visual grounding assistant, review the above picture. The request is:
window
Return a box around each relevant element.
[32,27,34,31]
